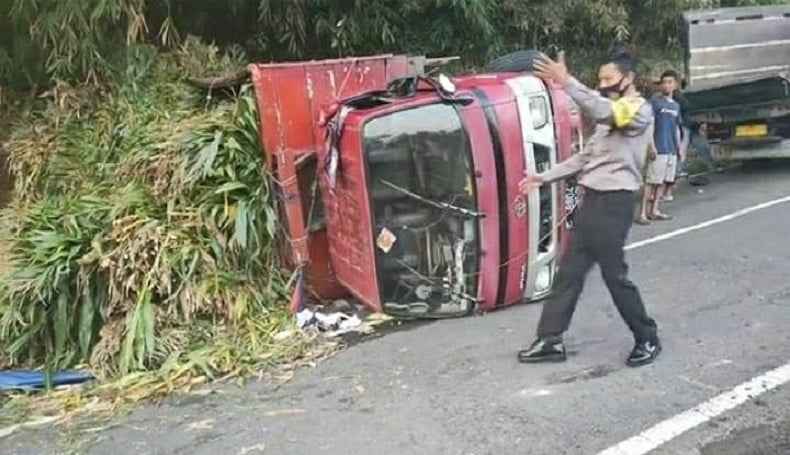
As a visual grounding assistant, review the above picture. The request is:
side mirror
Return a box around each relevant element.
[438,74,456,94]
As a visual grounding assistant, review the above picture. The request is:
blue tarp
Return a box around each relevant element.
[0,370,94,391]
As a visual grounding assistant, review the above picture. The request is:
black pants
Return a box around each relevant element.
[537,188,658,343]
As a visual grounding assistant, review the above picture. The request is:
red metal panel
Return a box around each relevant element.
[334,60,386,99]
[248,54,415,305]
[478,84,531,307]
[320,121,380,308]
[249,66,311,266]
[459,103,501,312]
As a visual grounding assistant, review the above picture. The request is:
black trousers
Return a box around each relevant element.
[537,188,658,343]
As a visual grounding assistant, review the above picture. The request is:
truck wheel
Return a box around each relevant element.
[483,50,545,73]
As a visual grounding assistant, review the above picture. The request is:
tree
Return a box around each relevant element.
[2,0,789,86]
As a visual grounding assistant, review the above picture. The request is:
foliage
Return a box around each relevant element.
[4,0,789,87]
[0,40,315,379]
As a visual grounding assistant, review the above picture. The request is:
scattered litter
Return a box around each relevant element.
[288,267,393,338]
[0,369,94,392]
[296,308,366,337]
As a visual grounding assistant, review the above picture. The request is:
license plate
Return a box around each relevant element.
[735,124,768,137]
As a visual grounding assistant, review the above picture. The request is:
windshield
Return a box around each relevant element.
[362,103,480,317]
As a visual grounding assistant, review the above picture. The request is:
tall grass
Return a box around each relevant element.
[0,39,301,382]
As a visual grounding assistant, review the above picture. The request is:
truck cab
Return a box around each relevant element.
[250,55,580,318]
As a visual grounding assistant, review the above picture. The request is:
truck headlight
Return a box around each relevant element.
[534,263,553,293]
[530,96,549,129]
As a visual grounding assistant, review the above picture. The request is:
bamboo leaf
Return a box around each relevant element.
[214,182,247,194]
[78,286,96,358]
[234,200,248,248]
[141,295,155,360]
[54,286,70,364]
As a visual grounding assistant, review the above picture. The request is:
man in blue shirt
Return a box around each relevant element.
[638,70,682,224]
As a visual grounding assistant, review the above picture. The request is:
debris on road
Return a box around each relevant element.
[291,300,394,339]
[0,369,94,392]
[287,268,393,338]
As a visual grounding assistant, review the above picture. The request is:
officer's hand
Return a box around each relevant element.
[519,173,544,194]
[534,52,570,86]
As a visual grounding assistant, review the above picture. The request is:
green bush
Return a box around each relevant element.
[0,41,292,379]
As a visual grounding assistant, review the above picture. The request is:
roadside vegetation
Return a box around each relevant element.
[0,40,336,428]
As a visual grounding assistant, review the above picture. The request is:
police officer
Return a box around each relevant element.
[518,48,661,367]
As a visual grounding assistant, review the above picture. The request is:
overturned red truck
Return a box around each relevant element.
[249,52,582,318]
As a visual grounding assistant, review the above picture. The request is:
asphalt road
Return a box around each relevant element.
[4,162,790,455]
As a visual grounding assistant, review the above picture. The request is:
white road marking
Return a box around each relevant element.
[625,195,790,251]
[597,363,790,455]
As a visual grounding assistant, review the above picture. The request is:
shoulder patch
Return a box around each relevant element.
[612,97,646,129]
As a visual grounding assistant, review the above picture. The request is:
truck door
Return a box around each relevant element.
[337,100,485,317]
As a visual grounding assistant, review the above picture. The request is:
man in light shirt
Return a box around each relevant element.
[638,70,683,224]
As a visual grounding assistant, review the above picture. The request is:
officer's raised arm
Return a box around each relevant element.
[534,49,651,132]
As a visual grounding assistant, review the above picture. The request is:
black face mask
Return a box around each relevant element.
[599,77,630,98]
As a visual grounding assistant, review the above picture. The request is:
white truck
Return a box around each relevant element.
[682,5,790,162]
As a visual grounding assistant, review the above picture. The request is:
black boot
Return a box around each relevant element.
[517,338,567,363]
[627,338,662,367]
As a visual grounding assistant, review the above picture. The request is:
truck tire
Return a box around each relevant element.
[484,50,545,73]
